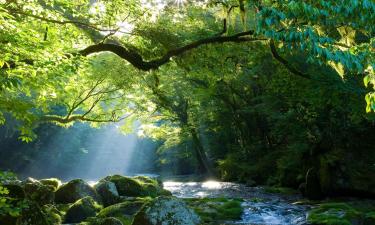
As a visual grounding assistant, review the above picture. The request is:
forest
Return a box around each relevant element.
[0,0,374,225]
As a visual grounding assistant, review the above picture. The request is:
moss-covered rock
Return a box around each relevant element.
[94,180,120,207]
[55,179,100,204]
[41,204,62,225]
[40,178,61,191]
[18,200,52,225]
[307,201,375,225]
[64,196,103,223]
[24,178,55,205]
[184,198,243,223]
[83,217,124,225]
[133,196,201,225]
[102,175,171,198]
[97,199,148,224]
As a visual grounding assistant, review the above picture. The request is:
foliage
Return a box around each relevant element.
[0,0,374,197]
[0,171,26,218]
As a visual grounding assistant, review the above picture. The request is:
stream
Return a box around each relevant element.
[163,181,310,225]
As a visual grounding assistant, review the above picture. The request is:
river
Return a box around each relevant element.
[163,181,310,225]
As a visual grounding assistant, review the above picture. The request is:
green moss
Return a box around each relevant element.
[307,202,365,225]
[64,196,103,223]
[184,198,243,223]
[104,175,170,197]
[40,178,61,191]
[264,186,299,195]
[83,216,126,225]
[97,200,149,225]
[42,204,62,225]
[55,179,100,204]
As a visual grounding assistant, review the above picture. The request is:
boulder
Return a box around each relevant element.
[64,196,102,223]
[42,204,62,225]
[133,196,201,225]
[40,178,61,191]
[97,200,148,224]
[102,175,171,197]
[24,178,55,205]
[18,200,52,225]
[55,179,100,204]
[94,180,120,206]
[85,217,124,225]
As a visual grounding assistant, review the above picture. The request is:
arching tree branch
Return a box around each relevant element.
[79,30,266,71]
[269,39,311,80]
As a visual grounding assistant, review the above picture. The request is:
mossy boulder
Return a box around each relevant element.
[40,178,61,191]
[41,204,62,225]
[307,202,375,225]
[55,179,100,204]
[94,180,120,207]
[24,178,55,205]
[84,217,124,225]
[18,200,52,225]
[184,198,243,223]
[133,196,201,225]
[102,175,171,197]
[64,196,103,223]
[97,200,148,224]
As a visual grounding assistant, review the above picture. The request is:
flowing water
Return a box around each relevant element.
[163,181,310,225]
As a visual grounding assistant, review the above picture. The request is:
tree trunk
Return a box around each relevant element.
[189,128,214,177]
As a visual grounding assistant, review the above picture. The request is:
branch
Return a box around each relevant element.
[269,39,312,80]
[8,9,123,33]
[79,30,267,71]
[42,112,131,124]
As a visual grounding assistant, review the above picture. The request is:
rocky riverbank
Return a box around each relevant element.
[1,175,374,225]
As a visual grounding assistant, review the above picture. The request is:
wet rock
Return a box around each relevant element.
[64,196,102,223]
[94,180,120,207]
[102,175,171,197]
[55,179,100,204]
[97,200,148,223]
[24,178,55,205]
[42,204,62,225]
[40,178,62,191]
[133,196,201,225]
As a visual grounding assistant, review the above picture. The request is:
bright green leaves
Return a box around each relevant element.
[0,171,26,218]
[255,0,374,111]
